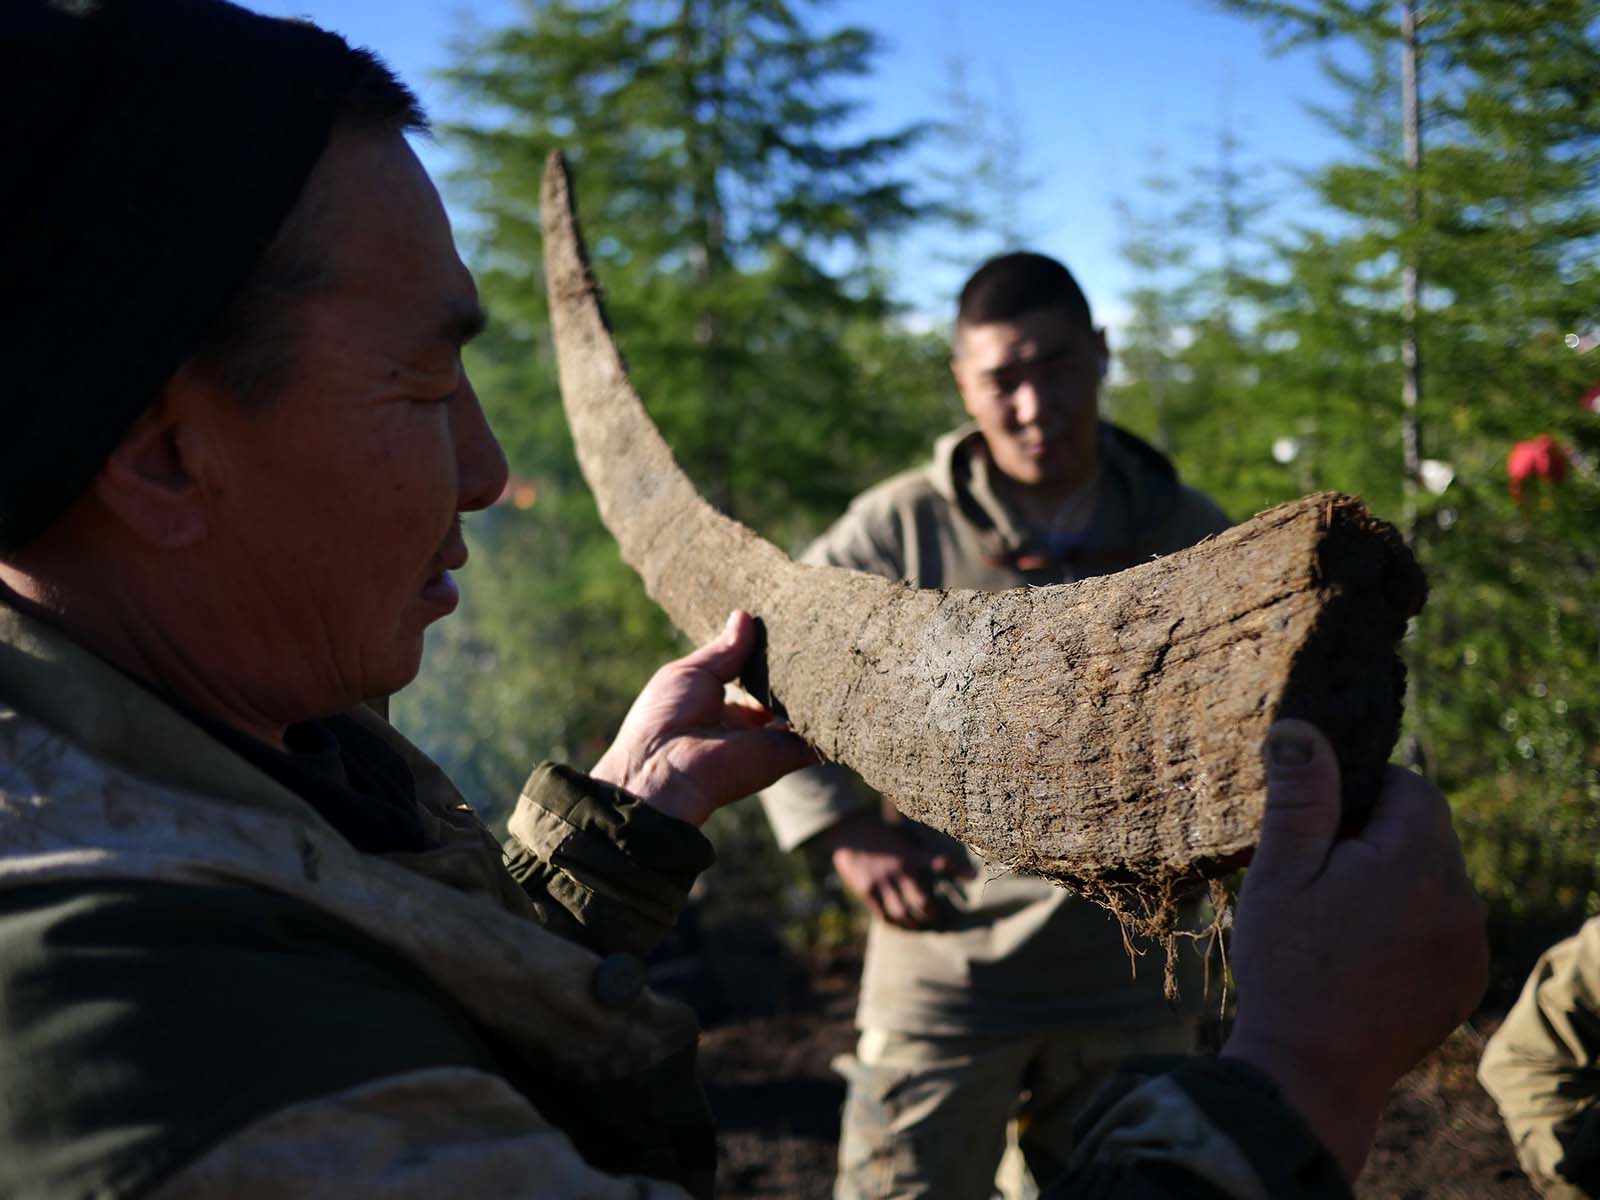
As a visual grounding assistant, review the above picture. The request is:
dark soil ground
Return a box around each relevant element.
[699,956,858,1199]
[688,941,1535,1199]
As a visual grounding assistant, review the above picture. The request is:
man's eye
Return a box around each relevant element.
[418,379,461,405]
[415,355,466,404]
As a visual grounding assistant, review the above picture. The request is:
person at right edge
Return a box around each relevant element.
[761,252,1231,1198]
[1481,919,1600,1197]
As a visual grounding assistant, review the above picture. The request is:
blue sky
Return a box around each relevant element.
[263,0,1348,326]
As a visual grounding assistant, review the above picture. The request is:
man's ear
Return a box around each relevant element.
[92,365,219,548]
[1094,326,1110,382]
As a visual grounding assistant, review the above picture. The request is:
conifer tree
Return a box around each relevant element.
[926,54,1038,261]
[1218,0,1600,942]
[395,0,953,822]
[1107,150,1194,457]
[1108,121,1282,514]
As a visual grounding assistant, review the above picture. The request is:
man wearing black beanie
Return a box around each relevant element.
[0,2,1486,1198]
[0,3,814,1196]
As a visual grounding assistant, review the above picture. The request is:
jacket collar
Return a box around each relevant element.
[0,600,700,1076]
[0,597,529,909]
[0,598,318,828]
[926,421,1183,576]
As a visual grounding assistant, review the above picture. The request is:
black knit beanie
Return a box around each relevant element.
[0,0,374,550]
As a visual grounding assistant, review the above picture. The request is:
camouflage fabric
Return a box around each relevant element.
[0,598,1344,1200]
[1481,918,1600,1197]
[0,601,712,1199]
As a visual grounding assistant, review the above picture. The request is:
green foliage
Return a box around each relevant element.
[1106,149,1192,458]
[395,0,1600,982]
[1107,121,1293,519]
[393,0,957,877]
[924,54,1039,260]
[1115,0,1600,970]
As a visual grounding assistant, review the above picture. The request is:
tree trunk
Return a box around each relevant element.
[541,152,1425,901]
[1399,0,1424,544]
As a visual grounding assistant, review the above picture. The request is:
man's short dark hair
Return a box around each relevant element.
[956,252,1094,333]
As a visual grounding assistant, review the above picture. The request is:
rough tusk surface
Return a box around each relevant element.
[541,151,1426,899]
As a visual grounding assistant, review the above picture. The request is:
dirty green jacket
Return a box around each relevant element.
[0,599,1344,1199]
[0,600,717,1199]
[761,422,1232,1035]
[1481,917,1600,1198]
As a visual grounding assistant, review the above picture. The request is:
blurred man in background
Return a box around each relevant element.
[763,252,1231,1198]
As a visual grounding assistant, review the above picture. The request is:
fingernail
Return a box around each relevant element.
[1266,729,1314,768]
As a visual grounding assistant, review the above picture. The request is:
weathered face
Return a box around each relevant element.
[197,130,508,710]
[952,306,1106,491]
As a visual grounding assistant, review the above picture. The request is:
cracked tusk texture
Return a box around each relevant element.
[541,151,1426,898]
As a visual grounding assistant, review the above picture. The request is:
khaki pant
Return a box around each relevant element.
[832,1022,1199,1200]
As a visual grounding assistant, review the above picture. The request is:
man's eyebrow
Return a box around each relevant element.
[982,340,1074,377]
[440,302,490,347]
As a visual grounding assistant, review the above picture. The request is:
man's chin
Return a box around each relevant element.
[993,449,1049,487]
[1016,443,1093,491]
[366,637,429,706]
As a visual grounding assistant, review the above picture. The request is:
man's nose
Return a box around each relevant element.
[1012,380,1045,426]
[453,374,510,512]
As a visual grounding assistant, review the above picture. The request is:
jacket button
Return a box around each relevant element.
[592,953,647,1010]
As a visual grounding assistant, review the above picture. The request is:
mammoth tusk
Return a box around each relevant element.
[540,151,1425,906]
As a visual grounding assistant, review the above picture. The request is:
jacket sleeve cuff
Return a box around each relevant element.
[758,762,866,851]
[502,763,715,958]
[1049,1056,1350,1200]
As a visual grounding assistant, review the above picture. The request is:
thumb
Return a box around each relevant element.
[1254,719,1342,882]
[676,610,753,682]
